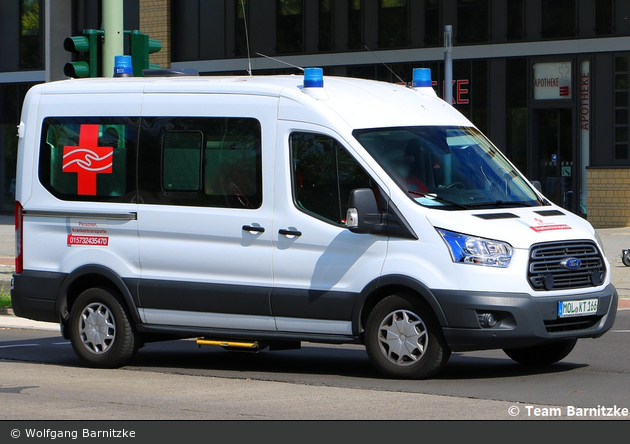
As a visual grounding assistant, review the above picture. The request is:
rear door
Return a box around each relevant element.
[136,94,277,331]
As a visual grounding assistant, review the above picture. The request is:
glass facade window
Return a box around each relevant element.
[276,0,304,54]
[19,0,42,69]
[378,0,408,49]
[424,0,440,46]
[319,0,333,51]
[347,0,362,50]
[595,0,614,36]
[457,0,489,44]
[453,60,488,135]
[506,58,528,174]
[506,0,525,41]
[541,0,576,39]
[235,0,249,57]
[615,56,629,162]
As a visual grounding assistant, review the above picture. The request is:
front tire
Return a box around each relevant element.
[69,287,139,368]
[503,338,578,365]
[365,294,450,379]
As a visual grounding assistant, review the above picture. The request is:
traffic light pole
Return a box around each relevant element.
[103,0,124,77]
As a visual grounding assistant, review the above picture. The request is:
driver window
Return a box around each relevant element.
[291,133,374,225]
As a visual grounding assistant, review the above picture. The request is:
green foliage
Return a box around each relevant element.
[0,283,11,309]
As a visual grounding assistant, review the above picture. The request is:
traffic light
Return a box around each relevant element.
[63,29,102,78]
[128,30,162,77]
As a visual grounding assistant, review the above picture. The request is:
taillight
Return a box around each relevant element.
[15,201,23,274]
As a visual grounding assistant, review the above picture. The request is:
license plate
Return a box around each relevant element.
[558,299,598,318]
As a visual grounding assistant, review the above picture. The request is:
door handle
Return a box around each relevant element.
[242,225,265,233]
[279,228,302,237]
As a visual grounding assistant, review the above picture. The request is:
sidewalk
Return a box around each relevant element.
[1,218,629,331]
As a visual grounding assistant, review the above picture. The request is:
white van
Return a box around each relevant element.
[11,68,618,379]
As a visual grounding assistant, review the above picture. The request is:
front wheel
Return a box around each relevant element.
[69,287,139,369]
[503,338,578,365]
[365,294,450,379]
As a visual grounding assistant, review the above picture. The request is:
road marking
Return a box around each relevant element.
[612,330,630,333]
[53,342,70,345]
[0,344,39,349]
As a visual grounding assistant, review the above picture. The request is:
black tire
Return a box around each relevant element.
[69,287,139,369]
[623,251,630,267]
[503,338,578,365]
[365,294,450,379]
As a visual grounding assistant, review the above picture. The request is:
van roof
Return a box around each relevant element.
[32,75,473,130]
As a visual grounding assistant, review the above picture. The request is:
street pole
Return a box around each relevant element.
[102,0,124,77]
[444,25,453,106]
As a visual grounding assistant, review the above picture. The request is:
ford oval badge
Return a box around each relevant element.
[561,258,582,270]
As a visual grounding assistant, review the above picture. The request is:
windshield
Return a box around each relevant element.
[353,126,547,210]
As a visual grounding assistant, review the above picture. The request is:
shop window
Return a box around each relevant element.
[615,56,630,162]
[506,0,525,41]
[424,0,441,46]
[276,0,304,54]
[291,133,374,225]
[319,0,333,51]
[541,0,576,39]
[19,0,42,69]
[452,60,488,135]
[595,0,614,36]
[378,0,408,49]
[39,118,138,202]
[457,0,489,44]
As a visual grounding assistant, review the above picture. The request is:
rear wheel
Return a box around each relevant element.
[69,287,139,368]
[503,338,577,365]
[365,294,450,379]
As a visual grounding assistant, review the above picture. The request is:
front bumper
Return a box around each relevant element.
[435,284,618,352]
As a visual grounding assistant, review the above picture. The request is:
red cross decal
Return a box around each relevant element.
[63,125,113,195]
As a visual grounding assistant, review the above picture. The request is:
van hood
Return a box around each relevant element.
[425,207,596,250]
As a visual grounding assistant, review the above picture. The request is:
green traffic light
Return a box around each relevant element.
[63,61,90,78]
[63,29,101,78]
[64,36,90,53]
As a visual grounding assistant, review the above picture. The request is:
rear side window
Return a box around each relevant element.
[39,117,138,202]
[139,117,262,208]
[291,133,375,225]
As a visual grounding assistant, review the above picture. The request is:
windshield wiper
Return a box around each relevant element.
[464,200,534,208]
[410,191,468,209]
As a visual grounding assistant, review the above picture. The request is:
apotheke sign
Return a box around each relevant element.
[534,62,572,100]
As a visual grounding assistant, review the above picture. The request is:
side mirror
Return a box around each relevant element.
[346,188,383,234]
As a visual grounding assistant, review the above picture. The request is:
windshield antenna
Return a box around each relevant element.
[255,52,304,71]
[363,45,408,86]
[241,0,252,75]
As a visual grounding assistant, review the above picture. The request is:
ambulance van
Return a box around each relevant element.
[11,68,618,379]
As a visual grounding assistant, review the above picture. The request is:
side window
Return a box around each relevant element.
[139,117,262,208]
[38,117,138,202]
[291,133,374,225]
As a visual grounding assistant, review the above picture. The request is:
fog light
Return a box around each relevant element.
[477,312,497,328]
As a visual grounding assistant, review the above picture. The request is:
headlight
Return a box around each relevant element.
[437,228,513,268]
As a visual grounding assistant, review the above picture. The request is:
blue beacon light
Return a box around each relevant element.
[114,55,133,78]
[304,67,324,88]
[412,68,432,87]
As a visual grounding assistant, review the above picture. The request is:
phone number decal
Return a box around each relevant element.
[67,235,109,246]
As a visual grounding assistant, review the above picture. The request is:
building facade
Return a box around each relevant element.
[2,0,630,228]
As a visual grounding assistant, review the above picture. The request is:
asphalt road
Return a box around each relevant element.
[1,309,628,420]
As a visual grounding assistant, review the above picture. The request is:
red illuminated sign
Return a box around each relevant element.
[63,125,113,195]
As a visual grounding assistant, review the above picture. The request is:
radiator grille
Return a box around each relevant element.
[528,241,605,291]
